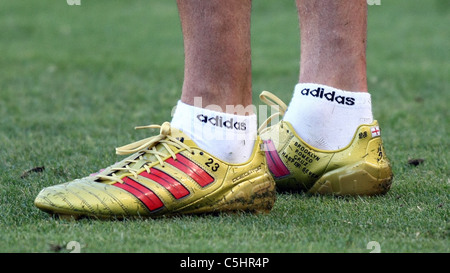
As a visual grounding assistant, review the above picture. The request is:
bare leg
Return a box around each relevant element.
[297,0,368,92]
[172,0,256,163]
[177,0,253,113]
[284,0,373,150]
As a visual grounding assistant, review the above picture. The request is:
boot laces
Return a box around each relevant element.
[258,91,288,133]
[96,122,192,183]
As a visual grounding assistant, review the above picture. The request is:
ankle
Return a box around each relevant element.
[171,100,257,163]
[283,83,373,150]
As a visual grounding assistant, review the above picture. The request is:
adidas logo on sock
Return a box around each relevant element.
[300,87,356,106]
[197,115,247,131]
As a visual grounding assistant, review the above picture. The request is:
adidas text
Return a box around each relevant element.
[301,87,356,106]
[197,114,247,131]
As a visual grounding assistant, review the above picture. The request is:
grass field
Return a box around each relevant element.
[0,0,448,253]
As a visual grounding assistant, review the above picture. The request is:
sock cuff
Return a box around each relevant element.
[171,100,257,134]
[285,83,374,150]
[171,100,257,145]
[171,100,257,163]
[293,83,372,108]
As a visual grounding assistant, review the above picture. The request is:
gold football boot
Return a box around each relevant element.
[259,91,393,196]
[35,122,276,219]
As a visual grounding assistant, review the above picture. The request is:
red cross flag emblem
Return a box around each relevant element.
[371,126,381,137]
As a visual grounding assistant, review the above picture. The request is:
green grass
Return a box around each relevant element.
[0,0,448,253]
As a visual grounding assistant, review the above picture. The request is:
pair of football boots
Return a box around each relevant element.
[34,91,393,219]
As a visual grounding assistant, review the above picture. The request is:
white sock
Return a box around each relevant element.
[171,100,257,164]
[283,83,373,150]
